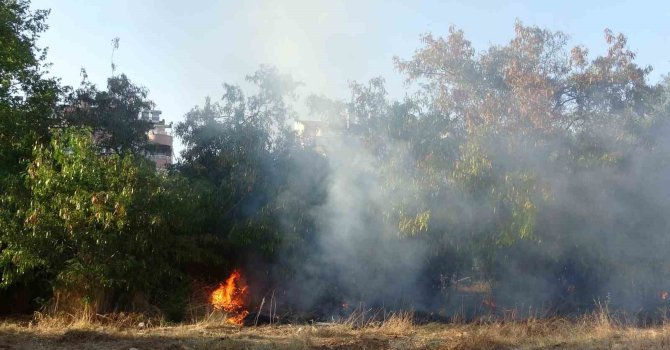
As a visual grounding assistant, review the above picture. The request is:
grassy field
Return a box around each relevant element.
[2,312,670,349]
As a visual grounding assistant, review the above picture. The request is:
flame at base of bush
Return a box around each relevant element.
[210,269,249,325]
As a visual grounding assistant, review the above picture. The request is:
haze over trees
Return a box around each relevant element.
[2,0,670,322]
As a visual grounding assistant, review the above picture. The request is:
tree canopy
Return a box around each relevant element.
[2,0,670,321]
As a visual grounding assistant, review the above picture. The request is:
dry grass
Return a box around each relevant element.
[455,280,492,294]
[2,309,670,349]
[31,310,163,330]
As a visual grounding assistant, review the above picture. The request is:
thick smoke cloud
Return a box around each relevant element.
[278,131,430,315]
[281,118,670,320]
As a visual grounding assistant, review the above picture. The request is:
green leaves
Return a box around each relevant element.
[0,128,213,314]
[63,74,153,155]
[0,0,61,176]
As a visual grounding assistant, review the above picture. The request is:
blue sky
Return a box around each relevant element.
[31,0,670,149]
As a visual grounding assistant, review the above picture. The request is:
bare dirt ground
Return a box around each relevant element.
[2,313,670,350]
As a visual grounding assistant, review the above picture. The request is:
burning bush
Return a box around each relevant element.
[210,270,249,325]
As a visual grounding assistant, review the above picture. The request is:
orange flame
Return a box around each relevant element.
[211,269,249,325]
[662,291,668,301]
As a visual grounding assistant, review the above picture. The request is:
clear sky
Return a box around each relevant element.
[31,0,670,152]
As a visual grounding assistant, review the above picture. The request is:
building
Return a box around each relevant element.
[142,110,173,169]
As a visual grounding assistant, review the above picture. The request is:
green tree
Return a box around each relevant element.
[175,67,301,262]
[0,1,62,307]
[0,0,61,175]
[63,72,153,155]
[1,128,212,315]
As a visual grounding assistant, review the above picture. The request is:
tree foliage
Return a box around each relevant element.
[63,72,154,155]
[2,128,220,314]
[0,0,60,173]
[3,0,670,319]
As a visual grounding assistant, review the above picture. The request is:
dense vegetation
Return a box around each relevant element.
[2,0,670,321]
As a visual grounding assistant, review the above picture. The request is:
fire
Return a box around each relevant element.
[662,290,668,301]
[211,269,249,325]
